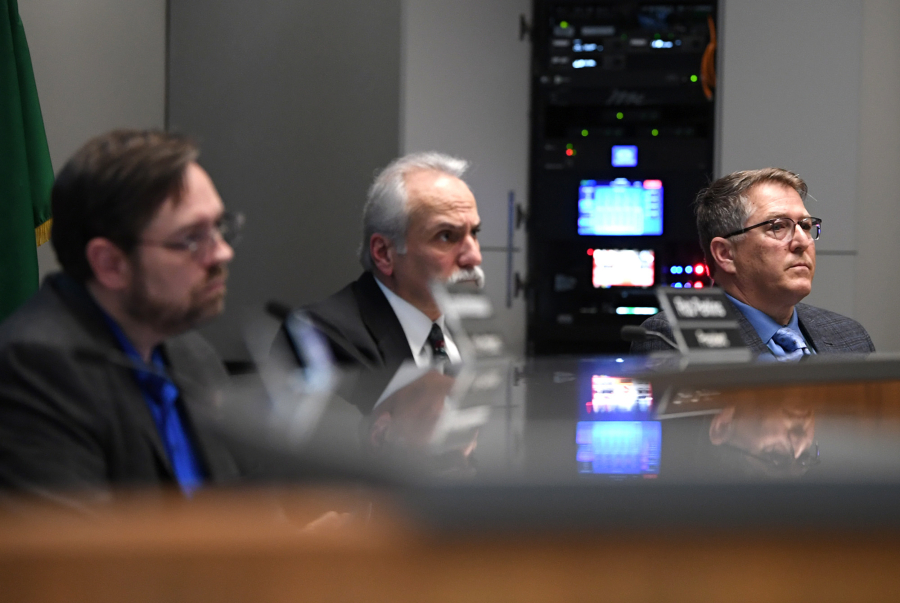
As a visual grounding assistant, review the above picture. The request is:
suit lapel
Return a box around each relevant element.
[52,274,176,479]
[728,299,770,356]
[162,340,240,484]
[795,303,828,353]
[124,372,177,480]
[354,273,415,368]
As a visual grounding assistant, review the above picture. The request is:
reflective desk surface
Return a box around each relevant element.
[3,352,900,602]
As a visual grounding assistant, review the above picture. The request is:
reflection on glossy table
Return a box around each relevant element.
[3,354,900,602]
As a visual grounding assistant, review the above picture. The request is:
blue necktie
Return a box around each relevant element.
[138,356,205,495]
[772,327,809,362]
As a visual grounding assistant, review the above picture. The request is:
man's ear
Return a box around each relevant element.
[709,406,736,445]
[709,237,737,275]
[370,234,394,277]
[85,237,132,291]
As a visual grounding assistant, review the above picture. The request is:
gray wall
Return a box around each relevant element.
[18,0,166,280]
[719,0,861,320]
[167,0,402,360]
[856,0,900,351]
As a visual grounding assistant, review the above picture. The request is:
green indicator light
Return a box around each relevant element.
[616,112,624,120]
[690,74,698,83]
[560,21,569,28]
[654,33,661,39]
[581,129,589,137]
[566,143,573,149]
[572,150,577,156]
[651,129,659,137]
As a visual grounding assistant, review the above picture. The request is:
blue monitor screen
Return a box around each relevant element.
[611,145,638,167]
[577,178,664,236]
[576,420,661,476]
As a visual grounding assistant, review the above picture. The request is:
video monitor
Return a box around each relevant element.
[590,248,654,288]
[577,178,663,236]
[581,375,654,419]
[576,375,660,477]
[576,421,661,476]
[611,145,638,167]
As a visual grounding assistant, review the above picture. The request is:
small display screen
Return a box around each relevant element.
[582,375,653,419]
[611,145,638,167]
[578,178,663,236]
[591,248,655,288]
[576,371,661,477]
[576,420,661,476]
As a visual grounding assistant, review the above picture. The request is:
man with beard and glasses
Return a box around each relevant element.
[0,130,244,499]
[280,153,483,394]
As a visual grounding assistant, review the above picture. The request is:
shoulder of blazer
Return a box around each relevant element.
[795,303,876,353]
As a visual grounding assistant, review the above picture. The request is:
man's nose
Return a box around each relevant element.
[459,233,482,267]
[789,223,814,250]
[210,233,235,265]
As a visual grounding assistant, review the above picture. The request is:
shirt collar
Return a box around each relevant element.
[374,277,446,357]
[725,293,800,343]
[93,299,167,374]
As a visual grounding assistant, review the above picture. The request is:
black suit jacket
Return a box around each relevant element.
[630,299,876,356]
[0,274,241,497]
[303,272,414,371]
[273,272,415,414]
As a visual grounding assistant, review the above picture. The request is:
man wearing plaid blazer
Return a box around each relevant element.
[632,168,874,357]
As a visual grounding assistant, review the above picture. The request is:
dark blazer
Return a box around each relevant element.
[272,272,415,415]
[630,300,875,356]
[0,274,241,497]
[303,271,414,371]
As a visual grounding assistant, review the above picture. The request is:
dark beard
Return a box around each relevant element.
[123,264,228,337]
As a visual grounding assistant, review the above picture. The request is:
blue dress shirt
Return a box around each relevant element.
[725,294,815,357]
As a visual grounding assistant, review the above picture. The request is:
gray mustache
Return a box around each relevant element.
[446,266,485,289]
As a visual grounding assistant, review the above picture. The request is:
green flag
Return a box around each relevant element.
[1,0,53,322]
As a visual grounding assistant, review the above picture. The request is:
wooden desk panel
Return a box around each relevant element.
[2,488,900,603]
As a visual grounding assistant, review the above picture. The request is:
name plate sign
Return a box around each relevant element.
[656,287,751,361]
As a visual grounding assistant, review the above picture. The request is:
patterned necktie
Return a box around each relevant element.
[427,322,450,363]
[772,327,809,362]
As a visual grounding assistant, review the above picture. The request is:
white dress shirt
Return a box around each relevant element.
[374,278,461,367]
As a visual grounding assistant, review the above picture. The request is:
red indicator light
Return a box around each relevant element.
[694,264,705,275]
[587,248,594,256]
[694,281,704,288]
[566,149,574,156]
[643,179,663,189]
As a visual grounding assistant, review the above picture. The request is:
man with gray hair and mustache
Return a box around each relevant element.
[301,152,484,371]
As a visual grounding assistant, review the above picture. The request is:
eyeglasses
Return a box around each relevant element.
[723,217,822,242]
[141,211,245,261]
